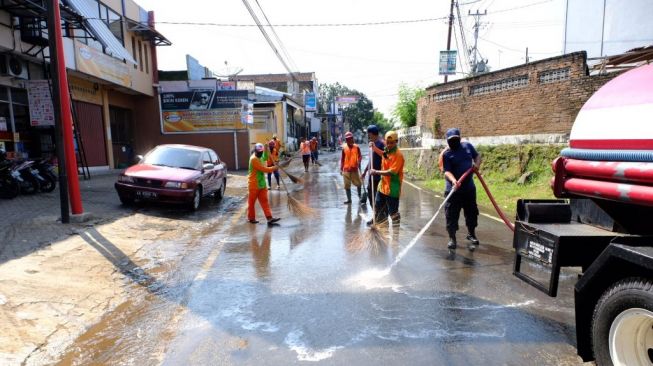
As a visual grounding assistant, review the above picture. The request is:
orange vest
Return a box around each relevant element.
[309,140,318,151]
[266,149,279,167]
[342,144,361,171]
[300,142,311,155]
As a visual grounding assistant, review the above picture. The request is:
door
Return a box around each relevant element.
[73,101,107,167]
[201,151,216,194]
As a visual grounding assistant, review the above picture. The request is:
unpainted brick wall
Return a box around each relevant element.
[417,52,621,138]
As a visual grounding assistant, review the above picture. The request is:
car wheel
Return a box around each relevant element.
[214,178,226,200]
[190,187,202,211]
[119,194,134,206]
[592,277,653,366]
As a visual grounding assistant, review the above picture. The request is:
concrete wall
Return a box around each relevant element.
[417,52,621,139]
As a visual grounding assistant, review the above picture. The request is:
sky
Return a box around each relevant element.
[134,0,566,117]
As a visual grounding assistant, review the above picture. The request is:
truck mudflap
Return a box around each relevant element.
[574,240,653,362]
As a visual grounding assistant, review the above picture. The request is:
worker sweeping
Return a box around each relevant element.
[267,140,281,190]
[309,136,319,165]
[362,125,385,207]
[248,143,281,225]
[340,131,363,205]
[441,128,481,251]
[368,130,404,226]
[299,137,311,172]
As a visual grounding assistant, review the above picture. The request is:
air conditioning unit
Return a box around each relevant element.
[0,55,29,79]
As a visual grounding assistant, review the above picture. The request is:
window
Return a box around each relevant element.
[209,150,218,164]
[131,37,137,69]
[203,151,212,165]
[469,75,529,96]
[138,40,143,71]
[435,88,462,102]
[538,67,570,84]
[144,44,149,74]
[98,2,123,45]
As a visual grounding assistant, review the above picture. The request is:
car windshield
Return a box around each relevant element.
[143,147,201,170]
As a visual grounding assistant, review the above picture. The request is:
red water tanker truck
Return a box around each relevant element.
[512,63,653,365]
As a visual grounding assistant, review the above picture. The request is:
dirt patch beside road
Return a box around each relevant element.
[0,172,247,365]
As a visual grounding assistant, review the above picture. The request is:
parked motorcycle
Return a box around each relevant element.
[12,159,41,194]
[0,160,19,199]
[32,158,57,193]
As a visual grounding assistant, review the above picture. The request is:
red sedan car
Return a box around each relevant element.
[115,144,227,210]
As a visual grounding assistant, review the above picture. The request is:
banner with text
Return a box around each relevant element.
[161,90,249,132]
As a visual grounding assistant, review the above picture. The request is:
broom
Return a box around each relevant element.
[278,165,304,184]
[278,157,293,168]
[347,148,389,252]
[278,170,317,218]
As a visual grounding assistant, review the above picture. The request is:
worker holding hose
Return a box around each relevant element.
[442,128,481,251]
[369,130,404,226]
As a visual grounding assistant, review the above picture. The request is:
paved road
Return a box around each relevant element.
[56,150,586,365]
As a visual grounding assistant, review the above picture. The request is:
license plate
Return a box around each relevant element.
[137,191,157,198]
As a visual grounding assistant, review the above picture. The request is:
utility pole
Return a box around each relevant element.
[47,0,83,222]
[444,0,455,83]
[469,9,487,75]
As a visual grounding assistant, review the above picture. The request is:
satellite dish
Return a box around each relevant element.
[215,60,243,78]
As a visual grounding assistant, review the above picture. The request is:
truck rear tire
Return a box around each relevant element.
[591,278,653,366]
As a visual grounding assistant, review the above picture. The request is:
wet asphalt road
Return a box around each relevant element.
[57,149,586,365]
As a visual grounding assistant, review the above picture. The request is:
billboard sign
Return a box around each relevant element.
[305,92,317,111]
[439,50,457,75]
[336,96,359,104]
[75,41,131,87]
[160,90,249,133]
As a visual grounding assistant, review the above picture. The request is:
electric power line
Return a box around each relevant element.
[253,0,299,72]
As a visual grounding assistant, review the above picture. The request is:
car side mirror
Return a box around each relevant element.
[203,163,214,171]
[136,155,144,163]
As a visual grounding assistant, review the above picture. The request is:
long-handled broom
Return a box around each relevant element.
[278,165,304,184]
[278,168,317,218]
[347,148,389,252]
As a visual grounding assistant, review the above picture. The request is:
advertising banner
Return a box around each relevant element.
[26,80,55,127]
[336,95,358,104]
[305,92,317,111]
[75,41,131,87]
[241,100,254,125]
[161,90,249,133]
[439,50,457,75]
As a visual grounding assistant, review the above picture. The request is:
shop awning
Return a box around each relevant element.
[64,0,137,64]
[127,19,171,46]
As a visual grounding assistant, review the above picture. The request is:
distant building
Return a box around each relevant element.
[0,0,170,169]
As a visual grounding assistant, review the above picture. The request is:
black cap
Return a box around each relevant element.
[367,125,379,134]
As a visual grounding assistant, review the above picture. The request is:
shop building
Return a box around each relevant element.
[0,0,170,170]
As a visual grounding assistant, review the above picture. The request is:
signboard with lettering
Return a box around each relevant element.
[439,50,457,75]
[160,90,249,133]
[305,92,317,111]
[27,80,55,126]
[75,41,131,87]
[336,96,359,104]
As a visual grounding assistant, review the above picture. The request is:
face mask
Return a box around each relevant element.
[447,139,461,150]
[255,151,263,158]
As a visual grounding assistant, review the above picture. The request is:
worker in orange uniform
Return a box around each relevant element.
[248,143,281,225]
[267,140,280,189]
[369,130,404,225]
[309,136,319,165]
[340,131,363,205]
[272,134,283,156]
[299,137,311,172]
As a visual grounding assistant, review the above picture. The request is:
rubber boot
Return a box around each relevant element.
[357,186,365,206]
[447,230,457,250]
[466,228,479,250]
[344,189,352,204]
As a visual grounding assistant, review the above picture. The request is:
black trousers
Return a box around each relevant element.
[444,188,479,234]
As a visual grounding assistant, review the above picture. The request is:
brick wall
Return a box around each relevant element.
[417,52,621,139]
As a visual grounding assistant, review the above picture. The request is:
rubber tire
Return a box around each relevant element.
[0,178,19,198]
[591,277,653,366]
[20,176,40,194]
[214,179,226,200]
[119,194,134,206]
[39,176,56,193]
[189,187,202,211]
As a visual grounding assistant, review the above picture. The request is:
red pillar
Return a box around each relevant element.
[51,0,83,214]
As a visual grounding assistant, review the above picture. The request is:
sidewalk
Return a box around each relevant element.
[0,171,248,365]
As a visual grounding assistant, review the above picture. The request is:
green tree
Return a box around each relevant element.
[372,110,395,134]
[393,84,425,128]
[318,82,375,133]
